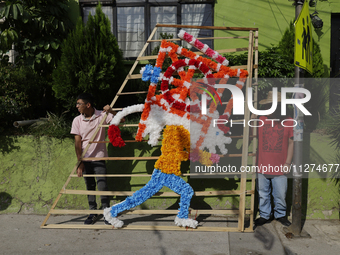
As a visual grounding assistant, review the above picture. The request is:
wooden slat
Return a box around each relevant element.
[137,48,248,61]
[41,224,246,232]
[82,156,159,161]
[117,91,148,95]
[127,74,142,79]
[69,172,248,178]
[221,153,256,158]
[249,30,259,229]
[155,24,258,31]
[61,189,252,196]
[49,209,252,215]
[147,36,249,42]
[81,153,255,161]
[89,135,257,144]
[238,30,255,232]
[216,48,248,53]
[99,124,138,127]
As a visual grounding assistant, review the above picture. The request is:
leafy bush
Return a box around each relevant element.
[0,62,52,132]
[28,112,72,139]
[52,3,127,112]
[224,46,295,101]
[326,108,340,184]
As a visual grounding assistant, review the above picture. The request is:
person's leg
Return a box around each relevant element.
[163,174,198,228]
[271,174,288,219]
[83,162,97,210]
[256,173,272,220]
[93,161,110,209]
[164,174,194,219]
[104,169,165,227]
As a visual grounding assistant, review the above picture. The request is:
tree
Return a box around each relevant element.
[0,0,74,73]
[52,4,126,111]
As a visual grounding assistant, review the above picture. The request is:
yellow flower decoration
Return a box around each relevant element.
[155,125,190,176]
[199,150,213,166]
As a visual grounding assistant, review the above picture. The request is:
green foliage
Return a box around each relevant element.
[327,108,340,151]
[278,21,295,63]
[326,108,340,184]
[303,78,328,131]
[149,33,174,71]
[0,62,52,131]
[52,4,126,111]
[0,0,74,73]
[28,112,72,139]
[278,20,325,78]
[224,46,295,101]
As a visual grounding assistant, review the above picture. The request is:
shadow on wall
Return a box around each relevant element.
[0,192,12,211]
[0,136,20,155]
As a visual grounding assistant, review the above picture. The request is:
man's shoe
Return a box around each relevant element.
[255,217,270,226]
[104,219,111,225]
[276,217,291,227]
[84,214,98,225]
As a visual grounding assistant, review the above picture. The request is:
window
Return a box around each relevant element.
[80,0,214,59]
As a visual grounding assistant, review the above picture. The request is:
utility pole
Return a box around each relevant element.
[284,0,310,238]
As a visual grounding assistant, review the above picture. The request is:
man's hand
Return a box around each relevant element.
[103,105,125,123]
[77,162,85,177]
[103,105,114,114]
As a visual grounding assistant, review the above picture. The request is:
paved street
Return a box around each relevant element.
[0,214,339,255]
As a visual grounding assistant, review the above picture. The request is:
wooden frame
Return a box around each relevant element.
[41,24,259,232]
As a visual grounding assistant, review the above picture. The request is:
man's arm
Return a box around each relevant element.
[103,105,125,123]
[74,135,84,177]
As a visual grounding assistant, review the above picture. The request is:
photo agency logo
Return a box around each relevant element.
[201,85,312,127]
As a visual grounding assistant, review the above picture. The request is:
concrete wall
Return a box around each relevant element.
[0,133,338,219]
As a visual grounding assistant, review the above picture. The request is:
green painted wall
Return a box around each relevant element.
[214,0,340,77]
[0,133,338,219]
[0,135,249,215]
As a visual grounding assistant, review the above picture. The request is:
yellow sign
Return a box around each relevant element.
[294,1,313,74]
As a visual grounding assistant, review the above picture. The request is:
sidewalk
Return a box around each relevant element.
[0,214,339,255]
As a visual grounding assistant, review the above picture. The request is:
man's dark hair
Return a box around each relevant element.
[77,93,95,107]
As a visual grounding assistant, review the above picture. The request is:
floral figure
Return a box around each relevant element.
[104,30,248,228]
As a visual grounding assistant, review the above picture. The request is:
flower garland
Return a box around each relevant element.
[108,104,145,146]
[178,29,229,66]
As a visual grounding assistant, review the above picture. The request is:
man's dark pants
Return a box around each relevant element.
[83,160,110,210]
